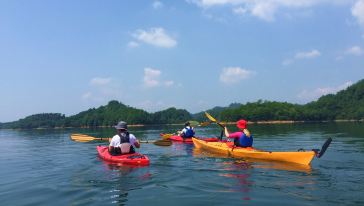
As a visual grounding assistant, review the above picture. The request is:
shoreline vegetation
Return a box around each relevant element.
[2,119,363,131]
[1,79,364,130]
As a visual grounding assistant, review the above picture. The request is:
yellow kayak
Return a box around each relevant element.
[192,137,332,165]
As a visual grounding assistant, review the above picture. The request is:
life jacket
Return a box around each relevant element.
[111,132,135,155]
[119,132,130,143]
[183,126,195,138]
[234,129,253,147]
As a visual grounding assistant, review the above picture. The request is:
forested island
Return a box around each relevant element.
[1,79,363,129]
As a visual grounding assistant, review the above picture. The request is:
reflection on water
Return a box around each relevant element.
[218,161,253,201]
[97,158,153,206]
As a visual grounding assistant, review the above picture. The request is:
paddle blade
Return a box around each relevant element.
[70,134,107,142]
[70,134,95,142]
[153,139,172,146]
[161,133,174,139]
[205,112,217,122]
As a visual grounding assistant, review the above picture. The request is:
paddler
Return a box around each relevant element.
[179,121,195,139]
[109,121,140,155]
[224,119,253,147]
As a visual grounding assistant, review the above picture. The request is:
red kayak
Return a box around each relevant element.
[160,134,219,144]
[96,146,150,166]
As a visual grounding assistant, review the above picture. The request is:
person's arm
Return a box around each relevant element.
[226,130,242,139]
[179,128,186,136]
[224,127,230,138]
[109,136,115,151]
[129,134,140,148]
[134,140,140,148]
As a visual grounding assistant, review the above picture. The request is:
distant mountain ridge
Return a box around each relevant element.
[1,79,363,129]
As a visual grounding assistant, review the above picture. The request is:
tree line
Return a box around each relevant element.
[1,79,363,129]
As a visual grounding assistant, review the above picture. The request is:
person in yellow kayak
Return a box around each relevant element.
[109,121,140,155]
[224,119,253,147]
[179,121,195,139]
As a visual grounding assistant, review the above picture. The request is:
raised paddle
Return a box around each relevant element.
[205,112,225,128]
[70,134,172,146]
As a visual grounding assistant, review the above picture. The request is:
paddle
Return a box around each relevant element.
[161,133,175,140]
[70,134,172,146]
[205,112,225,128]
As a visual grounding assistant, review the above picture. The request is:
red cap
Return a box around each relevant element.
[237,119,247,129]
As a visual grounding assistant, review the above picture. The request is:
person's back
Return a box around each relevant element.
[224,119,253,148]
[180,122,195,138]
[234,129,253,147]
[109,121,140,155]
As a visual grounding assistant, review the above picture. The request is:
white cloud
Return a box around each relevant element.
[83,77,122,102]
[90,77,112,86]
[297,81,353,102]
[82,92,92,100]
[295,49,321,59]
[352,0,364,26]
[251,2,277,22]
[132,27,177,48]
[220,67,253,84]
[143,68,175,88]
[283,49,321,65]
[346,45,363,56]
[187,0,352,22]
[164,80,175,87]
[137,100,172,112]
[128,41,140,48]
[153,1,164,9]
[282,59,293,66]
[143,68,161,87]
[232,6,247,15]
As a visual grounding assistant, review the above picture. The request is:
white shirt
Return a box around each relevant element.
[109,133,137,147]
[181,126,193,134]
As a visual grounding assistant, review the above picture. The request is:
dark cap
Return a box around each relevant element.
[114,121,128,130]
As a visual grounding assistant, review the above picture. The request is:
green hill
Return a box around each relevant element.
[0,113,66,129]
[304,79,364,120]
[1,79,363,129]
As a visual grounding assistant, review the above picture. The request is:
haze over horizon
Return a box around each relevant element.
[1,0,364,122]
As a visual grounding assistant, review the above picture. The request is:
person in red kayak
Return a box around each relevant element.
[224,119,253,147]
[109,121,140,155]
[179,121,195,139]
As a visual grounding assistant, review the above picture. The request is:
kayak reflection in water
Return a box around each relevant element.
[224,119,253,148]
[109,121,141,155]
[179,121,195,139]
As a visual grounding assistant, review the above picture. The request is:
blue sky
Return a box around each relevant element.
[1,0,364,122]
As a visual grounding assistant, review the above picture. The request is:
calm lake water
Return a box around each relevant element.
[1,122,364,205]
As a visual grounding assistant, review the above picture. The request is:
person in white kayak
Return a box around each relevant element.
[109,121,140,155]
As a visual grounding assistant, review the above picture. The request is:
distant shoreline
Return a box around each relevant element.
[1,119,363,130]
